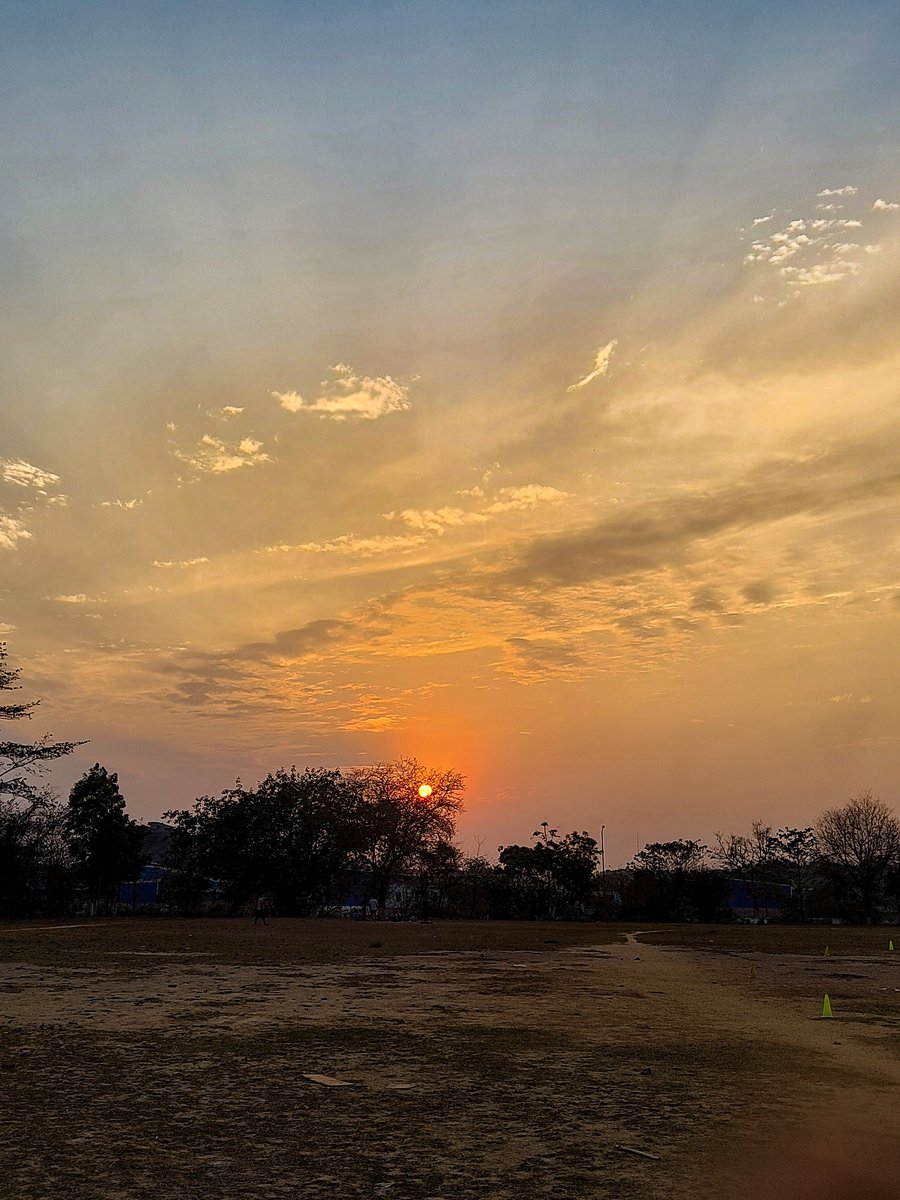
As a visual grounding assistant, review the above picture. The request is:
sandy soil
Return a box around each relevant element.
[1,920,899,1199]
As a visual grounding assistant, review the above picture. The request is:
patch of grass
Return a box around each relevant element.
[635,923,900,957]
[0,917,624,971]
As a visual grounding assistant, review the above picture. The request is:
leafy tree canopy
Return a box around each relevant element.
[67,763,145,905]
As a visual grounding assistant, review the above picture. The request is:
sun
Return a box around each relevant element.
[418,784,433,798]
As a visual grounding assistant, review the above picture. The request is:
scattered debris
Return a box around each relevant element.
[619,1142,657,1161]
[615,1144,660,1161]
[302,1073,353,1088]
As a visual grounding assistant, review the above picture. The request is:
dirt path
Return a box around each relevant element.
[620,929,900,1086]
[2,924,899,1198]
[617,932,900,1198]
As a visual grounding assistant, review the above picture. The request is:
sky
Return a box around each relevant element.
[2,1,899,865]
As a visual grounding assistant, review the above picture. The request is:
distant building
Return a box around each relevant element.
[119,864,170,909]
[143,821,174,861]
[728,878,793,921]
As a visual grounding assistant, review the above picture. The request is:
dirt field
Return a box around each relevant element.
[2,919,900,1199]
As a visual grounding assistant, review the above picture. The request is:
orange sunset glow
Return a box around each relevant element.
[2,2,899,864]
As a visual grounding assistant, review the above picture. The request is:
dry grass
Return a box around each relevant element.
[635,922,900,957]
[1,919,898,1198]
[0,916,623,971]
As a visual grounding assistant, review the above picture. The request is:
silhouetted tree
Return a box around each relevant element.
[495,841,553,918]
[459,853,495,919]
[538,826,602,918]
[166,767,366,914]
[625,839,727,921]
[816,792,900,923]
[66,764,145,913]
[496,825,601,919]
[1,642,82,803]
[0,643,82,915]
[352,758,465,915]
[714,821,775,917]
[415,839,463,917]
[766,827,821,920]
[0,790,72,916]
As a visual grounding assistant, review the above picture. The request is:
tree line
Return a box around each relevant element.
[2,642,899,923]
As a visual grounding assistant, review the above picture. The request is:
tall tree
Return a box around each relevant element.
[816,792,900,923]
[714,821,774,918]
[459,852,495,919]
[1,642,81,803]
[165,767,366,914]
[536,825,602,918]
[766,827,821,920]
[496,826,601,919]
[496,840,555,919]
[66,764,145,913]
[415,839,463,918]
[352,758,465,915]
[0,643,81,915]
[0,790,71,916]
[626,839,726,921]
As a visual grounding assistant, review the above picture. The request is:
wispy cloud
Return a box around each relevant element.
[566,340,617,391]
[380,483,570,543]
[486,485,569,513]
[263,534,426,557]
[271,363,413,421]
[0,459,67,551]
[1,459,62,493]
[173,433,271,476]
[502,447,900,591]
[873,198,900,212]
[99,497,144,511]
[780,260,862,286]
[0,515,32,552]
[742,187,886,293]
[152,557,209,568]
[390,507,489,533]
[498,636,586,683]
[51,593,110,604]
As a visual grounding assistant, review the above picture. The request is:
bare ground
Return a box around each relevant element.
[1,919,899,1199]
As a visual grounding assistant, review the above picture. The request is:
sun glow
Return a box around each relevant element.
[418,784,433,798]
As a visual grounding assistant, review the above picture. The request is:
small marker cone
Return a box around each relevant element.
[750,965,757,978]
[889,941,895,952]
[822,994,833,1018]
[824,946,830,957]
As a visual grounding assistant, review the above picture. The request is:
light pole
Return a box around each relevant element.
[600,824,607,921]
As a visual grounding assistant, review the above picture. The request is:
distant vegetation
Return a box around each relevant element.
[2,642,899,923]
